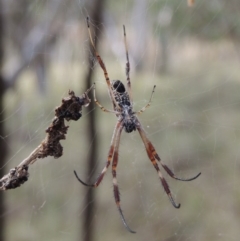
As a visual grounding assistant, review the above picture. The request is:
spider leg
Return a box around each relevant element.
[123,25,132,104]
[137,123,180,208]
[93,83,118,114]
[84,83,95,95]
[136,85,156,115]
[159,161,201,181]
[137,122,201,181]
[86,17,120,110]
[112,123,136,233]
[74,121,122,187]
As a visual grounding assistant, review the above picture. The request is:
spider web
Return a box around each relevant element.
[2,0,240,241]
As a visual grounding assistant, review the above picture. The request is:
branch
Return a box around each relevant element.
[0,86,93,190]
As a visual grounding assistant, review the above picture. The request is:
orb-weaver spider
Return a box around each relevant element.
[74,17,201,233]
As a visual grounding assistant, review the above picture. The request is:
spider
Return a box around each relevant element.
[74,17,201,233]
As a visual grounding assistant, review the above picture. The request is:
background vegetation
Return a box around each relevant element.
[1,0,240,240]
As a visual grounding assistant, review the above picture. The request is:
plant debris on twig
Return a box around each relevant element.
[0,87,93,190]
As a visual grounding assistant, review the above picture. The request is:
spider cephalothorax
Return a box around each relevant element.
[74,17,201,233]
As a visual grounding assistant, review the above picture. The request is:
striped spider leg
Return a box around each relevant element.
[136,123,201,208]
[85,16,120,110]
[74,17,201,233]
[74,120,135,233]
[123,25,132,104]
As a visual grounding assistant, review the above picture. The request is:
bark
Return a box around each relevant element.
[0,1,7,240]
[82,1,105,241]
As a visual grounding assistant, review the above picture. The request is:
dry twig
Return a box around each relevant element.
[0,87,93,190]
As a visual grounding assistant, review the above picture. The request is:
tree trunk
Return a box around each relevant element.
[82,1,105,241]
[0,1,7,241]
